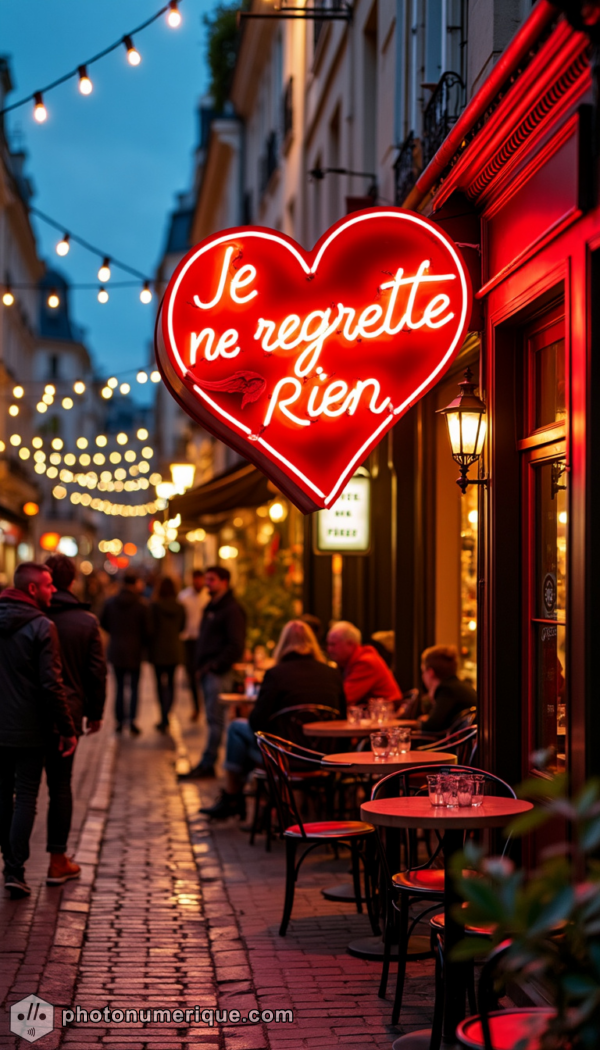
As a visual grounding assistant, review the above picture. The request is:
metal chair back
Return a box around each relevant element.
[255,732,325,841]
[417,726,478,765]
[266,704,341,750]
[447,706,478,733]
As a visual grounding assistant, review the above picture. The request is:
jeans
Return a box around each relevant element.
[0,746,45,879]
[184,640,201,714]
[199,670,233,768]
[45,736,75,854]
[114,667,140,726]
[223,718,262,776]
[154,664,176,725]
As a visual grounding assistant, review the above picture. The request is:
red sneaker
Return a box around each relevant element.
[46,855,81,886]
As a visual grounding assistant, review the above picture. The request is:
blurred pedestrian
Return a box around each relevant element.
[150,577,185,732]
[179,566,246,780]
[100,573,150,735]
[0,563,77,898]
[178,569,208,721]
[44,554,106,884]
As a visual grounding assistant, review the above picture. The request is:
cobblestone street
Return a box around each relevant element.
[1,669,435,1049]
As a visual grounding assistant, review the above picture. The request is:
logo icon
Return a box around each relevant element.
[10,995,54,1043]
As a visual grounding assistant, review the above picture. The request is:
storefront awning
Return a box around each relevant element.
[169,461,276,523]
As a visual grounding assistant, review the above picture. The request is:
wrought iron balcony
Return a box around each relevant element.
[422,71,466,168]
[394,131,420,206]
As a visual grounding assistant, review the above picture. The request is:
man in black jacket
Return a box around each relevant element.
[181,566,246,779]
[419,645,477,733]
[100,573,150,734]
[0,563,77,899]
[45,554,107,885]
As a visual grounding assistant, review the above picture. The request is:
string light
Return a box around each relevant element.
[13,386,24,398]
[51,438,63,450]
[137,371,148,383]
[56,234,70,256]
[45,385,56,395]
[31,207,152,284]
[107,377,118,389]
[2,286,14,306]
[76,437,88,449]
[167,1,182,27]
[150,371,161,382]
[98,258,111,282]
[73,381,86,394]
[37,401,48,413]
[33,92,47,123]
[78,65,93,95]
[47,290,60,309]
[119,383,130,395]
[62,397,73,409]
[123,35,141,66]
[116,433,128,445]
[140,282,152,304]
[9,434,21,446]
[96,435,108,446]
[97,286,109,304]
[8,405,19,417]
[32,437,43,448]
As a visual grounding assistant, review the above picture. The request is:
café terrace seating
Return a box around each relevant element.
[255,731,379,936]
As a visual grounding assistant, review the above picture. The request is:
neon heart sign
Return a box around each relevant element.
[155,208,471,513]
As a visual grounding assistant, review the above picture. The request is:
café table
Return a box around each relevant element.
[320,751,458,959]
[303,717,419,738]
[360,794,533,1049]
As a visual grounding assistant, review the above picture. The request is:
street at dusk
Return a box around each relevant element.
[1,2,599,1049]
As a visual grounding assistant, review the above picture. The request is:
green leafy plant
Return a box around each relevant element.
[451,764,600,1049]
[203,2,245,111]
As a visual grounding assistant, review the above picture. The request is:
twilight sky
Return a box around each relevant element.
[1,0,213,400]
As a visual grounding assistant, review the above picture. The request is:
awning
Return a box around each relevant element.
[169,460,277,524]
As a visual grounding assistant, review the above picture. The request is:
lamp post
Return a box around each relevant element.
[438,367,487,495]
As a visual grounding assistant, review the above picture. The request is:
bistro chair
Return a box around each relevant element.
[448,707,478,733]
[255,732,378,936]
[417,726,478,765]
[371,764,516,1026]
[455,940,555,1049]
[249,705,341,848]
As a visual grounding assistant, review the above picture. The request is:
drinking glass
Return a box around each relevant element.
[370,732,391,761]
[369,698,388,725]
[457,775,473,807]
[441,774,460,808]
[396,727,411,753]
[427,774,444,806]
[347,705,362,726]
[470,774,485,806]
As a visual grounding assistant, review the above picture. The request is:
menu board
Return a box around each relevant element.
[315,474,370,553]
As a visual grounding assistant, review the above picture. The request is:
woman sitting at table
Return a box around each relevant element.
[199,619,345,820]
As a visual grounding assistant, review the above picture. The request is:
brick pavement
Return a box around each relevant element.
[1,667,438,1049]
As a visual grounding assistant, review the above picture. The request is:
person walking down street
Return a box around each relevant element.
[178,569,208,721]
[100,573,150,735]
[44,554,106,885]
[150,577,185,732]
[179,566,246,780]
[0,563,77,899]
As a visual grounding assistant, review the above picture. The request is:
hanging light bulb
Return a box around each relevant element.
[8,405,19,417]
[136,370,148,384]
[73,380,86,395]
[140,282,152,304]
[2,286,15,306]
[123,35,141,66]
[150,370,161,383]
[119,382,130,395]
[97,286,109,304]
[13,386,24,398]
[167,1,182,28]
[47,290,60,309]
[56,233,70,257]
[107,377,118,388]
[98,257,111,282]
[33,92,47,123]
[78,65,93,95]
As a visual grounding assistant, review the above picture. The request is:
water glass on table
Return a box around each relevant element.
[470,774,485,806]
[347,705,363,726]
[368,698,389,725]
[391,727,411,754]
[370,731,391,761]
[427,774,445,806]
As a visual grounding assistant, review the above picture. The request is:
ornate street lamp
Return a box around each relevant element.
[170,463,196,495]
[438,367,487,495]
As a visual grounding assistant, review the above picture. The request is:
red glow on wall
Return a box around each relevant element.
[156,208,471,512]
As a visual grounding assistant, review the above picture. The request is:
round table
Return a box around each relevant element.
[320,751,457,955]
[218,693,257,703]
[303,718,419,738]
[360,795,533,1049]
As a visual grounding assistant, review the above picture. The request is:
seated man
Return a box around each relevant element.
[419,645,477,733]
[326,621,402,706]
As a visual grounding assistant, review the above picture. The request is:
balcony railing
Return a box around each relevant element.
[393,131,420,206]
[422,71,466,168]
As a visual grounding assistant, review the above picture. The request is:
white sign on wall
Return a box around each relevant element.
[315,474,371,553]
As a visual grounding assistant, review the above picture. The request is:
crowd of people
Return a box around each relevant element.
[0,554,477,899]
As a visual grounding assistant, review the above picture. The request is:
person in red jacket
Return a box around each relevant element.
[326,621,402,706]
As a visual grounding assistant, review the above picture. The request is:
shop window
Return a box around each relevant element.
[527,314,565,434]
[460,485,478,686]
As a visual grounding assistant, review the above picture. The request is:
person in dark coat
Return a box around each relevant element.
[200,619,345,820]
[0,563,77,898]
[149,576,185,732]
[419,645,477,733]
[44,554,107,885]
[100,573,150,734]
[180,566,246,779]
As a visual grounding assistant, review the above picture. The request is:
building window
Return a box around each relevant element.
[49,354,60,379]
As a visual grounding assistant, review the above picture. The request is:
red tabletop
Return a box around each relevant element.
[303,718,419,738]
[321,751,458,774]
[219,693,256,703]
[360,795,532,829]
